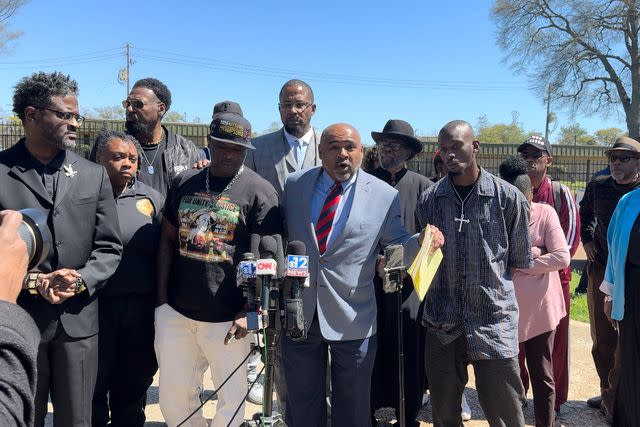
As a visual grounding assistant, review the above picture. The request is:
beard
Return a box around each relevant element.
[52,136,76,150]
[125,119,153,139]
[380,154,407,171]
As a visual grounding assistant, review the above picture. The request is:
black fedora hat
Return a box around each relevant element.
[371,119,423,155]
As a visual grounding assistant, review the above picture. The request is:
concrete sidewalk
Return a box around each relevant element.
[44,319,604,426]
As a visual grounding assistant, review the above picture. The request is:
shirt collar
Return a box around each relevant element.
[284,127,313,147]
[318,168,358,192]
[435,168,495,199]
[26,146,67,172]
[374,166,408,184]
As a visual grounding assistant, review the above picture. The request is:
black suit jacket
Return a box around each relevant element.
[0,140,122,338]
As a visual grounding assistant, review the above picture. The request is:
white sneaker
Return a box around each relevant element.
[461,393,472,422]
[247,381,264,405]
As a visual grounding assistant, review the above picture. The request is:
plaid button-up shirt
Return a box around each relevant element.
[416,169,532,360]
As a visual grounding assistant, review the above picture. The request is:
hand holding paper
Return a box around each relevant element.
[408,224,444,301]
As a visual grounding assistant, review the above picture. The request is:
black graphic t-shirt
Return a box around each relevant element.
[165,167,281,322]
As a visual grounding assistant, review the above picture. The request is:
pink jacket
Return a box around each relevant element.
[514,203,570,342]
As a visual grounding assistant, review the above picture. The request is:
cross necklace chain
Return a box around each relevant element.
[451,179,478,232]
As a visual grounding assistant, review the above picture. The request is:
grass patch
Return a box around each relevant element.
[569,269,590,323]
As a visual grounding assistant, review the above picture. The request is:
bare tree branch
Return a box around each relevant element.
[492,0,640,137]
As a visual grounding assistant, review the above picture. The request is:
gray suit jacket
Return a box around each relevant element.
[246,127,322,197]
[0,140,122,338]
[282,167,419,341]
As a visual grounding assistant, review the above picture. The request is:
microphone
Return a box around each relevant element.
[284,241,308,341]
[238,252,259,331]
[256,235,278,328]
[382,244,405,293]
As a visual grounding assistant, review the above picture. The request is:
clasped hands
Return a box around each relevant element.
[28,268,81,304]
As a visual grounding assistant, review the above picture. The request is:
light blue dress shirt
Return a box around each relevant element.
[311,170,358,250]
[284,128,313,169]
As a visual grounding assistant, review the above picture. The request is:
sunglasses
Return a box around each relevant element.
[122,99,162,109]
[608,154,639,163]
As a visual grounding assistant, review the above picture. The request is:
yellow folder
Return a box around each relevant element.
[408,225,443,301]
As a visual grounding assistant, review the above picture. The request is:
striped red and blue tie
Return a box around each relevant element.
[315,181,343,254]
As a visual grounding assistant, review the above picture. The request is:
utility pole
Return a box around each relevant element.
[118,43,133,98]
[125,42,131,95]
[544,83,552,141]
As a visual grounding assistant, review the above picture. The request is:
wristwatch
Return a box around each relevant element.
[604,295,613,303]
[24,272,40,295]
[74,277,87,295]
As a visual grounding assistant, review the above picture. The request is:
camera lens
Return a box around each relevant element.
[17,208,52,270]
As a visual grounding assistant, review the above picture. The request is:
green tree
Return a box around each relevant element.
[0,0,28,52]
[493,1,640,138]
[164,111,187,123]
[556,123,594,145]
[92,105,125,120]
[593,127,626,145]
[476,112,528,143]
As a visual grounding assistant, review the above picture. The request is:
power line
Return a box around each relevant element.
[133,47,529,91]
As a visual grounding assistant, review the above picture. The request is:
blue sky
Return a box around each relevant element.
[0,0,628,144]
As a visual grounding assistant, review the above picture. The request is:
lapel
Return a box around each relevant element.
[270,129,295,191]
[55,155,78,209]
[301,128,320,169]
[325,170,370,254]
[302,167,322,255]
[282,131,298,172]
[8,142,53,206]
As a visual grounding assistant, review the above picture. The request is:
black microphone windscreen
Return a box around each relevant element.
[250,233,261,259]
[286,240,306,256]
[259,235,278,258]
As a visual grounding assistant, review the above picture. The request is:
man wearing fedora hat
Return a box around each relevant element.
[369,119,432,427]
[579,136,640,420]
[154,108,282,426]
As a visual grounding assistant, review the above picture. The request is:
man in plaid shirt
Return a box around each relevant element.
[416,120,532,427]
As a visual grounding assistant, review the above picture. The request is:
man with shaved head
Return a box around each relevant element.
[280,123,442,427]
[416,120,532,426]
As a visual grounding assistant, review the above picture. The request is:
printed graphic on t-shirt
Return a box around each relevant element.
[177,192,240,262]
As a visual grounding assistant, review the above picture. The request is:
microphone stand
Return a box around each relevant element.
[243,275,286,427]
[383,246,406,427]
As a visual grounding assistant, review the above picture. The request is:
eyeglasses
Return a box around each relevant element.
[41,108,84,126]
[520,151,546,161]
[608,154,638,163]
[377,141,405,152]
[122,99,162,109]
[278,102,312,113]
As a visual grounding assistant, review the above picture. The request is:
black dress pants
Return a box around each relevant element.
[92,295,157,427]
[34,321,99,427]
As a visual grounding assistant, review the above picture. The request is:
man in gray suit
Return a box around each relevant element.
[245,79,322,197]
[281,123,442,427]
[0,71,122,426]
[244,80,321,407]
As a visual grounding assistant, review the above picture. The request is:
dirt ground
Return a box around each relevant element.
[43,320,607,426]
